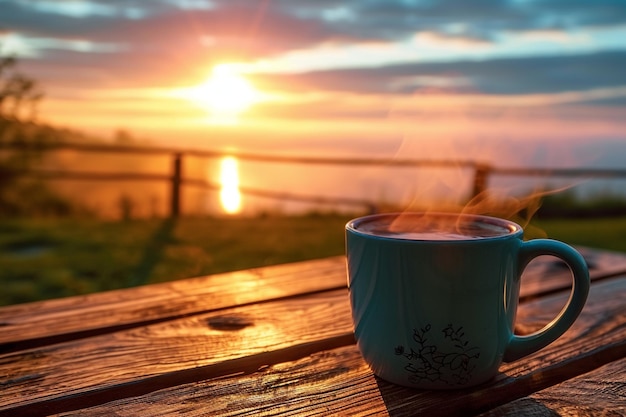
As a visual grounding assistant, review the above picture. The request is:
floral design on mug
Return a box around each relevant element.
[394,323,480,386]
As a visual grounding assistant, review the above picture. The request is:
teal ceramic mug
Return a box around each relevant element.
[345,212,590,389]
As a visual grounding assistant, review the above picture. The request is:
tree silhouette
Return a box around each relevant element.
[0,54,72,216]
[0,55,43,121]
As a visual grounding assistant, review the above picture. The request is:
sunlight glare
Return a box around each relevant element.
[189,64,259,124]
[219,156,242,214]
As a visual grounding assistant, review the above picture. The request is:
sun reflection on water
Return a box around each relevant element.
[219,156,242,214]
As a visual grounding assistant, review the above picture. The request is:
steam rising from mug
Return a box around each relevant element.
[384,89,589,229]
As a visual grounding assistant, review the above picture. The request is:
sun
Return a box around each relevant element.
[187,64,260,123]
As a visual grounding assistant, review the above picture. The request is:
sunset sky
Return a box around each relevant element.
[1,0,625,214]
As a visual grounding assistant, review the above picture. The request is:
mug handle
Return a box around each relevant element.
[503,239,590,362]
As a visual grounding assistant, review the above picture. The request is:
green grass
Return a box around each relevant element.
[0,214,354,306]
[1,214,625,306]
[528,216,626,253]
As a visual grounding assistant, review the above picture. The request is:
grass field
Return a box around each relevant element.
[1,213,625,306]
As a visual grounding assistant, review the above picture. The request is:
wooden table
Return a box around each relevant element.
[1,246,625,416]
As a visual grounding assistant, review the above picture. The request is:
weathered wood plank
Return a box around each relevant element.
[47,278,625,417]
[3,276,624,416]
[2,247,623,353]
[0,290,355,416]
[46,345,384,417]
[518,247,626,300]
[479,358,626,416]
[49,349,626,417]
[0,257,348,352]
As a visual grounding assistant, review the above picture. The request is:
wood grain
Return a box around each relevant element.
[5,277,624,417]
[518,247,626,300]
[2,247,624,354]
[0,290,355,415]
[479,358,626,416]
[0,257,348,352]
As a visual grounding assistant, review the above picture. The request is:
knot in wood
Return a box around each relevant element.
[206,315,254,331]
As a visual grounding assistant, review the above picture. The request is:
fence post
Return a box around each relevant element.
[170,153,182,218]
[471,163,491,199]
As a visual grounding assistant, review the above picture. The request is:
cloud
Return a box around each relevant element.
[251,50,626,99]
[4,1,626,57]
[1,0,625,103]
[1,0,339,87]
[524,0,626,28]
[0,1,332,55]
[276,0,626,44]
[0,1,121,36]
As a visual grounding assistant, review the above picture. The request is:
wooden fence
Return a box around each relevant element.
[4,142,626,217]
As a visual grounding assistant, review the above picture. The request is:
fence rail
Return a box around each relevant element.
[4,141,626,217]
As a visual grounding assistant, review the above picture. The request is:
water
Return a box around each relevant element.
[51,131,626,217]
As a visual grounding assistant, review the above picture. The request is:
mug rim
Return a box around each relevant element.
[346,212,523,243]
